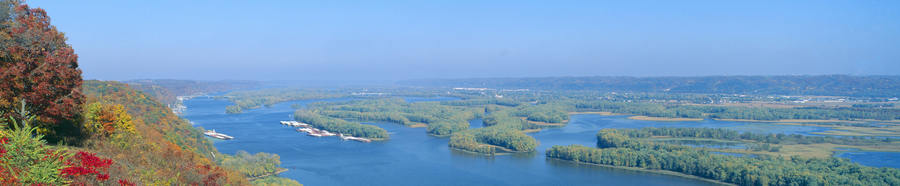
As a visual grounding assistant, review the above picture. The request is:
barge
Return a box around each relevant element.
[280,121,309,127]
[340,134,371,143]
[204,130,234,140]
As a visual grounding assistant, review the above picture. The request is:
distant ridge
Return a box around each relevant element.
[397,75,900,97]
[122,79,261,104]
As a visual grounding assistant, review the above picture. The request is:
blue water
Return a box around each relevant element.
[468,118,484,129]
[833,149,900,169]
[182,96,895,186]
[184,97,731,186]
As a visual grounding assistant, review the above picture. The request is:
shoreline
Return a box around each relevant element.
[516,117,568,126]
[712,118,867,123]
[627,116,703,122]
[449,146,507,156]
[448,146,534,156]
[545,157,736,186]
[568,111,619,116]
[428,133,452,138]
[247,168,289,181]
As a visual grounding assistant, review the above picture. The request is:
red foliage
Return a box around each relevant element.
[60,151,114,183]
[96,173,109,181]
[0,2,83,124]
[118,179,136,186]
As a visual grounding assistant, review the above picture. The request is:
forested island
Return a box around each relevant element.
[545,128,900,186]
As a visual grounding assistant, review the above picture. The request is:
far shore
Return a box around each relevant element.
[627,116,703,122]
[568,111,619,116]
[713,118,868,123]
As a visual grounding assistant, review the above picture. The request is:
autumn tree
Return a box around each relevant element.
[82,102,136,146]
[0,1,83,133]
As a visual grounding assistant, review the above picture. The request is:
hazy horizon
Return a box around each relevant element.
[31,0,900,82]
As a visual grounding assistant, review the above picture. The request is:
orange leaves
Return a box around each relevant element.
[83,102,136,138]
[81,81,248,185]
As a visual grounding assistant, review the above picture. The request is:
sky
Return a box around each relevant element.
[27,0,900,83]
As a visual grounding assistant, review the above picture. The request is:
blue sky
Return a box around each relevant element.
[28,0,900,82]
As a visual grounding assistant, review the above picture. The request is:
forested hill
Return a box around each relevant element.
[122,79,261,104]
[397,75,900,97]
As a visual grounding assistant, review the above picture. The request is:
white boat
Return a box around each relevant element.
[339,134,370,142]
[204,130,234,140]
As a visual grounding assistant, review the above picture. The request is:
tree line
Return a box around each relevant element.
[568,100,900,120]
[216,150,283,178]
[308,98,483,135]
[293,109,390,139]
[398,75,900,97]
[225,87,349,110]
[546,128,900,186]
[617,127,899,146]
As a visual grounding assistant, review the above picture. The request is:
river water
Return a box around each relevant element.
[182,96,895,186]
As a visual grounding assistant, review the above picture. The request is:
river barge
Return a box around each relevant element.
[340,134,371,143]
[204,130,234,140]
[280,121,309,127]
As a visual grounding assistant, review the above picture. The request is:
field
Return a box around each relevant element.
[651,138,900,158]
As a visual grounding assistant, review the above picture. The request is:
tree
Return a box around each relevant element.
[82,102,136,138]
[0,1,83,128]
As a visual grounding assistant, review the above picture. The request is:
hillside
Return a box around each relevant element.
[123,79,261,105]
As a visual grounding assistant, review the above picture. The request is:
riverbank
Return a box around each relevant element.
[449,143,535,156]
[713,143,900,158]
[517,117,568,126]
[568,111,619,115]
[647,137,900,158]
[247,168,289,181]
[628,116,703,122]
[545,158,736,186]
[772,121,900,137]
[712,118,867,123]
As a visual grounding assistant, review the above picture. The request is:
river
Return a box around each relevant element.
[182,96,896,186]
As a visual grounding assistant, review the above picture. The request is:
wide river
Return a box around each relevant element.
[182,96,898,186]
